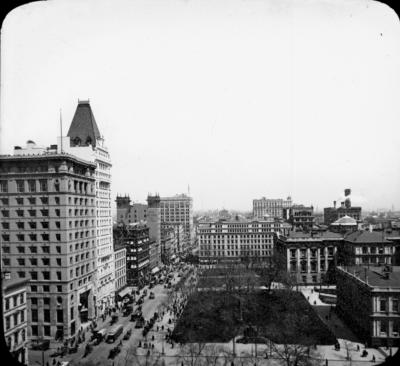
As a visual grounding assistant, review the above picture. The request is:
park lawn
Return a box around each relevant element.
[171,290,337,345]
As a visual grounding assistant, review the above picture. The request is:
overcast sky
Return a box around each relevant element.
[1,0,400,212]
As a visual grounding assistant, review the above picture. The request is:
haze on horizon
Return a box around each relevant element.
[1,0,400,213]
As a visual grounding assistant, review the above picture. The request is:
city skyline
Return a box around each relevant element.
[2,0,400,212]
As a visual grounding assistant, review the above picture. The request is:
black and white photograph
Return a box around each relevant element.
[1,0,400,365]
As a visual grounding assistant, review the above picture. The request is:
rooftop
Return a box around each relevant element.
[0,150,96,168]
[344,230,391,244]
[67,100,101,147]
[2,277,29,293]
[331,215,358,226]
[284,230,343,241]
[339,266,400,288]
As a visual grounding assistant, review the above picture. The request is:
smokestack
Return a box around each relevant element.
[333,201,336,208]
[344,188,351,197]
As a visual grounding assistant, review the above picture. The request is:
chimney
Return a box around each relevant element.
[333,201,337,208]
[369,224,373,233]
[341,202,345,208]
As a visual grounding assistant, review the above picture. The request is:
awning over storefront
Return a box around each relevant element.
[151,267,160,274]
[118,287,131,298]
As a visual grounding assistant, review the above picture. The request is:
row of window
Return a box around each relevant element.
[290,248,335,257]
[2,245,60,254]
[2,241,94,255]
[5,310,25,330]
[0,179,47,193]
[1,208,95,218]
[200,251,272,257]
[377,298,400,313]
[3,257,61,266]
[4,294,25,310]
[31,308,63,323]
[0,196,94,206]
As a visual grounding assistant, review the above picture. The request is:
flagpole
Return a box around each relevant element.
[60,108,63,153]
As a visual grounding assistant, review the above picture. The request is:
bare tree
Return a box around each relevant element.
[201,344,228,366]
[256,251,288,292]
[177,342,208,366]
[268,313,322,366]
[122,344,163,366]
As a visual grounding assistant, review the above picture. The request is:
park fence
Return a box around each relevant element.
[106,352,385,366]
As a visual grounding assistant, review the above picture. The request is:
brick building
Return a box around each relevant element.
[324,189,362,225]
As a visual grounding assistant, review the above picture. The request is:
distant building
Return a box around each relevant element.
[336,265,400,347]
[329,215,358,234]
[283,205,314,230]
[324,188,362,225]
[253,196,292,219]
[147,195,162,271]
[198,217,290,265]
[218,209,232,220]
[3,277,29,365]
[161,224,178,264]
[115,195,148,224]
[114,246,127,293]
[114,223,151,287]
[337,230,395,267]
[160,194,194,253]
[276,231,343,284]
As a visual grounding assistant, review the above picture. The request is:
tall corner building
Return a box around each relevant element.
[0,142,97,340]
[59,100,115,315]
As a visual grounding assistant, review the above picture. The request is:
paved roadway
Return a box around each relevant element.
[29,265,191,366]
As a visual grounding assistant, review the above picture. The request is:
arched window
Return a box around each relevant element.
[86,136,92,145]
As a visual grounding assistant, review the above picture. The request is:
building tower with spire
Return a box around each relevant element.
[59,100,115,315]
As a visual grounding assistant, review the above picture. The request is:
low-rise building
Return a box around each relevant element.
[276,230,343,284]
[198,217,290,265]
[337,230,396,267]
[3,277,29,365]
[329,215,358,234]
[336,265,400,347]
